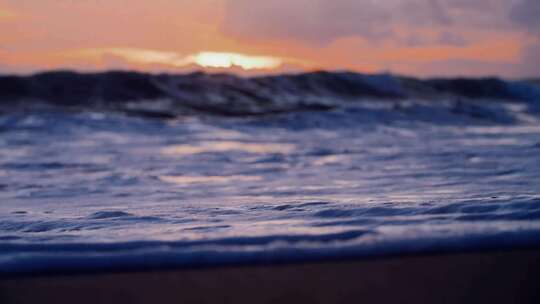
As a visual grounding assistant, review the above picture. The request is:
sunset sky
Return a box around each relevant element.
[0,0,539,78]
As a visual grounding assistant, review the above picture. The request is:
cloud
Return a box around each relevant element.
[511,0,540,35]
[222,0,540,77]
[519,42,540,77]
[437,31,468,46]
[0,7,17,20]
[80,48,190,67]
[2,0,538,77]
[508,0,540,77]
[223,0,513,46]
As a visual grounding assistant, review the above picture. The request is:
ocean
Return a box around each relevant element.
[1,71,540,274]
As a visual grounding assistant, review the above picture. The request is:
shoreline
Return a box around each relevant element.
[2,248,539,303]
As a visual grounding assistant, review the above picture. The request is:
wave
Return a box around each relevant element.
[2,195,540,275]
[2,228,540,275]
[1,70,539,117]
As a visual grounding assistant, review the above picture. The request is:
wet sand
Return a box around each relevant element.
[1,249,539,304]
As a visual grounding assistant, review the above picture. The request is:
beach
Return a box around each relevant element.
[2,248,539,304]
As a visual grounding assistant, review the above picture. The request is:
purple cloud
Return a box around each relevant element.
[223,0,515,45]
[511,0,540,34]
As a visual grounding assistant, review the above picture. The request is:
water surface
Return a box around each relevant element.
[1,98,540,273]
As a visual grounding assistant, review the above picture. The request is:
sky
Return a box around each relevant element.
[0,0,539,78]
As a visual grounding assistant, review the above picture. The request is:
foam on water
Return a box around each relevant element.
[1,93,540,274]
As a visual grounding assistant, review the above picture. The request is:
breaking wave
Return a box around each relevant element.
[1,70,539,117]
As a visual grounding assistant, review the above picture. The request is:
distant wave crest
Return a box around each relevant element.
[1,71,539,117]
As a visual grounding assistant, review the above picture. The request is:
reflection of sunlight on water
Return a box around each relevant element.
[462,125,540,135]
[162,141,295,156]
[196,129,247,140]
[159,175,262,185]
[0,148,31,158]
[313,155,347,166]
[454,138,521,147]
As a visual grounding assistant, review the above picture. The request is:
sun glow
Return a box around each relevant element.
[191,52,282,70]
[0,8,17,20]
[77,48,191,66]
[75,48,283,71]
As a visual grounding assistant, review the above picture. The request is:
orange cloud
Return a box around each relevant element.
[376,37,522,63]
[0,6,16,21]
[0,0,538,77]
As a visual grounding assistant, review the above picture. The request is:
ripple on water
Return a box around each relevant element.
[1,109,540,273]
[88,211,134,220]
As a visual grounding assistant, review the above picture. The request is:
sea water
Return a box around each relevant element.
[1,74,540,274]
